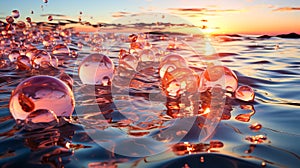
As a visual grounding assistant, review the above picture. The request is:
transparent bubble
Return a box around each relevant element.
[6,16,14,24]
[52,44,70,56]
[43,0,48,3]
[11,10,20,19]
[139,49,155,62]
[16,55,31,70]
[31,50,51,69]
[78,53,115,85]
[26,17,32,23]
[24,109,59,131]
[199,65,238,92]
[9,75,75,121]
[159,54,188,78]
[119,53,138,70]
[58,72,74,89]
[235,85,255,102]
[50,55,58,68]
[161,67,199,97]
[48,15,53,21]
[8,50,20,63]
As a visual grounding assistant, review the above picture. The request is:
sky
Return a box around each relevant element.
[1,0,300,34]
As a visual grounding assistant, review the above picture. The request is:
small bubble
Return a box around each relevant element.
[8,50,20,63]
[48,15,53,21]
[52,44,70,56]
[139,49,155,62]
[200,156,204,163]
[159,54,188,78]
[119,53,138,70]
[161,67,199,97]
[31,50,51,69]
[58,72,73,89]
[43,0,48,3]
[30,10,34,14]
[261,161,266,167]
[235,85,255,102]
[199,65,238,92]
[11,10,20,19]
[78,53,115,85]
[16,21,26,29]
[249,123,262,131]
[6,16,14,24]
[16,55,31,70]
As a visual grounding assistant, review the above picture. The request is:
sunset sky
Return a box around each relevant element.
[1,0,300,34]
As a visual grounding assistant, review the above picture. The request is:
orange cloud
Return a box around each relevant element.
[112,12,131,18]
[168,8,241,13]
[273,7,300,12]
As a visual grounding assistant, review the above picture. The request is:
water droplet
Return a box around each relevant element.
[245,135,267,144]
[199,65,238,92]
[48,15,53,21]
[261,161,266,167]
[139,49,155,62]
[78,53,114,85]
[52,44,70,56]
[24,109,59,131]
[11,10,20,19]
[9,75,75,121]
[30,10,34,14]
[16,21,26,29]
[159,54,188,78]
[16,55,31,70]
[119,53,138,70]
[6,16,14,24]
[161,67,199,97]
[235,85,255,102]
[200,156,204,163]
[58,72,73,89]
[31,50,51,69]
[8,50,20,63]
[249,123,262,131]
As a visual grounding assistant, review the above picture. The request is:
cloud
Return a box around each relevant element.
[112,12,131,18]
[168,8,241,13]
[273,7,300,12]
[40,14,68,17]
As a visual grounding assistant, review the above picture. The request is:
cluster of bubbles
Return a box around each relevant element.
[3,10,255,132]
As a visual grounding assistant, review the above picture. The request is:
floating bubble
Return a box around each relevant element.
[16,55,31,70]
[43,0,48,3]
[11,10,20,19]
[31,50,51,69]
[16,21,26,29]
[161,67,199,97]
[24,109,59,131]
[8,50,20,63]
[78,53,114,85]
[30,10,34,14]
[50,55,58,68]
[249,123,262,131]
[48,15,53,21]
[235,85,255,102]
[9,75,75,121]
[119,53,138,70]
[26,17,32,23]
[139,49,155,62]
[199,65,238,92]
[52,44,70,56]
[159,54,188,78]
[6,16,14,24]
[58,72,74,89]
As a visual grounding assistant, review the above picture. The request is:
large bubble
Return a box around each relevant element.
[78,53,115,85]
[9,75,75,121]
